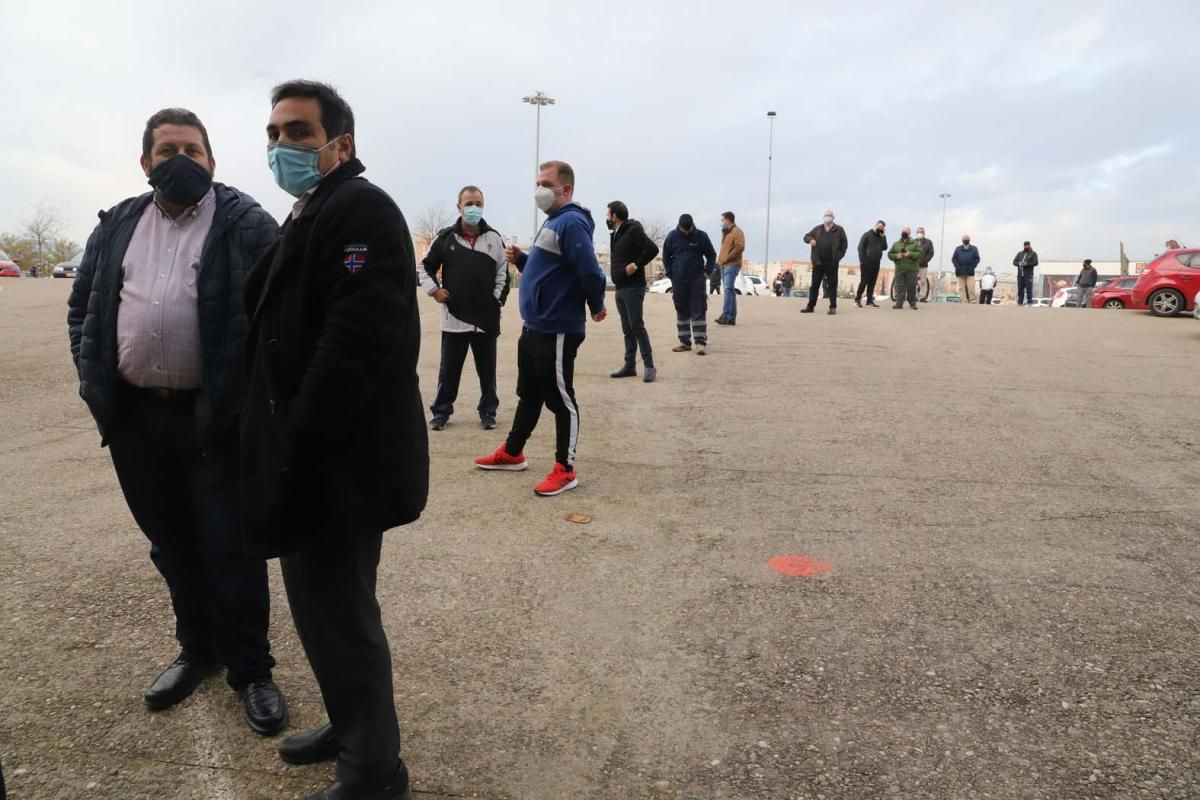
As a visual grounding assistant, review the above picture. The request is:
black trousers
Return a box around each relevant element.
[107,382,273,688]
[672,277,708,346]
[505,329,583,468]
[855,262,880,302]
[807,262,839,309]
[615,286,654,369]
[1017,268,1034,304]
[430,331,499,421]
[282,532,400,784]
[980,289,994,305]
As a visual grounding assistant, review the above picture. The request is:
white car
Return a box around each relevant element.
[647,274,767,296]
[1027,297,1051,307]
[1193,290,1200,320]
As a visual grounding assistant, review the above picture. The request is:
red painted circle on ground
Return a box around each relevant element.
[768,554,832,577]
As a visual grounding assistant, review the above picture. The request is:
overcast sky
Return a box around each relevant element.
[3,0,1196,270]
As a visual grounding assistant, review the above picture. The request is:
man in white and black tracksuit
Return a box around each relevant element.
[419,185,508,431]
[474,160,607,497]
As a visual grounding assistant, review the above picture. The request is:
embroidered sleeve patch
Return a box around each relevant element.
[343,244,368,273]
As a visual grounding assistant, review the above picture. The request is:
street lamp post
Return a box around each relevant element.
[938,192,951,281]
[764,112,776,282]
[523,91,556,243]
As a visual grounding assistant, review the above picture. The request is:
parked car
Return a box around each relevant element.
[647,274,767,296]
[931,294,961,303]
[1194,290,1200,321]
[53,256,82,279]
[0,250,21,278]
[1052,279,1117,308]
[1027,297,1051,307]
[1131,248,1200,316]
[648,278,673,294]
[1089,276,1143,309]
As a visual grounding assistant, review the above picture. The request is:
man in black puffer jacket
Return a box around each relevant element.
[606,201,660,382]
[66,108,285,734]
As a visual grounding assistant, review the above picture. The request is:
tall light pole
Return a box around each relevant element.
[764,111,777,280]
[523,91,555,243]
[938,192,951,278]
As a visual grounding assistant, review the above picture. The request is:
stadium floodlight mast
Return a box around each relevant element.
[938,192,952,278]
[523,91,556,242]
[764,111,777,281]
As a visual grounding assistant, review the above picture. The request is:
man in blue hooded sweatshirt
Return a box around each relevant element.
[474,160,607,497]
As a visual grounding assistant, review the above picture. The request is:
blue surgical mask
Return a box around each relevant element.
[462,205,484,226]
[267,139,338,197]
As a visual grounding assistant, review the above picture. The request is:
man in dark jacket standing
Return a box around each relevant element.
[606,201,659,382]
[801,209,848,315]
[915,226,935,302]
[855,220,887,307]
[951,234,981,303]
[67,108,286,734]
[1075,259,1099,309]
[661,214,716,355]
[1013,241,1039,306]
[243,81,428,800]
[418,185,508,431]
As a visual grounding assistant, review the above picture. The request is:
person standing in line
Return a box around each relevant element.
[715,211,746,325]
[606,200,659,382]
[801,209,848,315]
[419,185,508,432]
[781,269,795,297]
[772,272,783,296]
[888,227,923,310]
[914,226,935,302]
[709,262,721,295]
[855,220,887,307]
[1075,259,1099,309]
[951,234,981,303]
[662,214,716,354]
[66,108,286,734]
[979,267,998,305]
[474,160,607,497]
[242,80,429,800]
[1013,240,1039,306]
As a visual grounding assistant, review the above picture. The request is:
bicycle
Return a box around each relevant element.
[890,274,931,303]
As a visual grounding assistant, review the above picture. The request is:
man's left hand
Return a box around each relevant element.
[592,309,607,323]
[625,263,637,276]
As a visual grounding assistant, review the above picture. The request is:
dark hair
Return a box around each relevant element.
[678,214,694,230]
[458,185,483,204]
[539,160,575,187]
[270,80,356,155]
[876,219,886,226]
[142,108,213,159]
[607,201,629,221]
[722,211,735,223]
[1024,241,1031,246]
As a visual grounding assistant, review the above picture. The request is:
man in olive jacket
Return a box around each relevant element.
[888,227,924,310]
[242,80,427,800]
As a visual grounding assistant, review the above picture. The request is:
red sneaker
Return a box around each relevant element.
[474,445,528,471]
[534,463,578,497]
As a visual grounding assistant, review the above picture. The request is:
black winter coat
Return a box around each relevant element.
[609,219,659,288]
[67,184,278,445]
[803,224,848,268]
[857,229,888,267]
[240,159,428,559]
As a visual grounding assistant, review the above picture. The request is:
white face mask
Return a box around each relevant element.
[823,215,834,224]
[916,233,925,240]
[535,186,558,213]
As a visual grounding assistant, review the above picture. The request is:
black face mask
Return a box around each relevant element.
[148,154,213,206]
[605,218,615,231]
[901,232,910,240]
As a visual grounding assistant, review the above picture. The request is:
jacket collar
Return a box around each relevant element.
[294,158,367,222]
[453,217,494,237]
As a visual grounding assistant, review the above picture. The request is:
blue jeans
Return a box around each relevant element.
[1017,269,1034,305]
[721,265,740,319]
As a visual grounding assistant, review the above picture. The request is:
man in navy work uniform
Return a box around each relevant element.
[474,159,607,497]
[241,80,428,800]
[67,107,286,735]
[662,214,717,355]
[418,184,508,431]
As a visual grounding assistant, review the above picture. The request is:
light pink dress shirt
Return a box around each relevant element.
[116,189,216,389]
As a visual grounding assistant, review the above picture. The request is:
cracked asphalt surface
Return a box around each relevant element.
[2,278,1199,799]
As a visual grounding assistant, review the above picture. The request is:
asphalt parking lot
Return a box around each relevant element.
[2,278,1199,799]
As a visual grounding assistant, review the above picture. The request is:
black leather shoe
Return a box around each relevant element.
[239,679,288,736]
[828,308,837,315]
[800,307,815,314]
[609,366,637,378]
[280,723,342,765]
[854,299,862,307]
[144,654,217,711]
[304,764,412,800]
[480,414,496,430]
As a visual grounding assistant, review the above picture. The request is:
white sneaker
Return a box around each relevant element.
[696,345,707,356]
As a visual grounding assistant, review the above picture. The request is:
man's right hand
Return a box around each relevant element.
[505,245,523,265]
[433,288,450,304]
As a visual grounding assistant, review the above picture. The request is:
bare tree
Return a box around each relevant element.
[414,205,454,242]
[21,203,66,271]
[642,218,669,247]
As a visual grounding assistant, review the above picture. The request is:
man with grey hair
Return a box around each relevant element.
[801,209,848,315]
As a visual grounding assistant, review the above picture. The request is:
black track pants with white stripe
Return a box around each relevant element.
[505,329,585,468]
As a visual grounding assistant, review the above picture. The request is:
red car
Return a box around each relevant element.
[0,250,21,278]
[1131,248,1200,316]
[1090,275,1144,309]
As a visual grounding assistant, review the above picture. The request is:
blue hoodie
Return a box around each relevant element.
[516,203,607,334]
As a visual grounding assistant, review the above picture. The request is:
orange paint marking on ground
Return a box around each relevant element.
[768,554,832,577]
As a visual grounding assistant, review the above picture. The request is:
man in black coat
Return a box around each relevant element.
[242,80,428,800]
[67,107,286,734]
[606,200,660,382]
[1013,241,1040,306]
[855,220,887,307]
[801,209,848,315]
